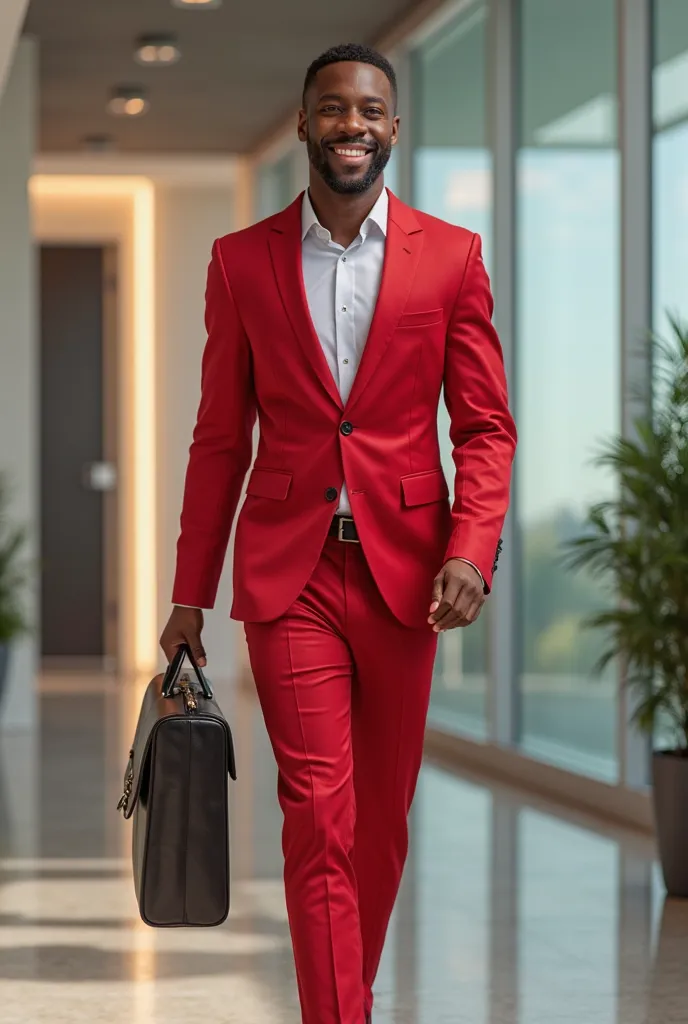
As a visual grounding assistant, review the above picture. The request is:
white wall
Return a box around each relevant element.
[155,185,238,675]
[0,38,37,729]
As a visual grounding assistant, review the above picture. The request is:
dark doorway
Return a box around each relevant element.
[40,246,118,665]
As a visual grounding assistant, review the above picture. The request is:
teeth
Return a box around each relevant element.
[334,148,367,157]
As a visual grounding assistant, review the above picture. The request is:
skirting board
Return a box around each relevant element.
[424,726,655,837]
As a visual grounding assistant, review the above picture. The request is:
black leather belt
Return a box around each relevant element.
[328,515,360,543]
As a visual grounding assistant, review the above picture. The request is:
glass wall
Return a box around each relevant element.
[252,0,671,798]
[515,0,620,780]
[412,1,491,740]
[653,0,688,335]
[255,150,297,219]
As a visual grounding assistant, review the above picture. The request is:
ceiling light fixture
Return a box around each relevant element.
[135,34,181,66]
[108,86,150,118]
[171,0,222,8]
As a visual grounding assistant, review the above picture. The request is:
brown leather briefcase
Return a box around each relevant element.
[117,644,237,927]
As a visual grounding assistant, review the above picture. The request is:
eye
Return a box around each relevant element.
[364,108,384,118]
[321,105,342,114]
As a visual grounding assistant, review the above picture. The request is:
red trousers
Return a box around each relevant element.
[244,537,437,1024]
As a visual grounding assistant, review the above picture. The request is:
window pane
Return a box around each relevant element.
[412,1,491,741]
[255,152,294,218]
[654,0,688,334]
[516,0,620,780]
[653,1,688,751]
[384,146,399,195]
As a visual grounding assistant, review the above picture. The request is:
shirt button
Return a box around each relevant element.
[341,306,347,312]
[343,358,349,365]
[340,421,354,436]
[342,256,347,262]
[325,487,338,502]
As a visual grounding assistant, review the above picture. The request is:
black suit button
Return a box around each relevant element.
[325,487,338,502]
[340,421,354,436]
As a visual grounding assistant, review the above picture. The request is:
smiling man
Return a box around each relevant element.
[161,43,517,1024]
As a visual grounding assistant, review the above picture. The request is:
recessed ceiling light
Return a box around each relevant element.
[135,34,181,66]
[107,86,150,118]
[171,0,222,8]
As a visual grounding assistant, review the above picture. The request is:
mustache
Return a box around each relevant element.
[324,137,378,151]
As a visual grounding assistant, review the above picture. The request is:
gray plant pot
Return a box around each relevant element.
[653,751,688,898]
[0,643,9,708]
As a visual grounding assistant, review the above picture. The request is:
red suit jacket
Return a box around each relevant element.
[172,190,517,628]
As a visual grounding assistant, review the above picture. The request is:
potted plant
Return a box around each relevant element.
[564,318,688,897]
[0,473,30,708]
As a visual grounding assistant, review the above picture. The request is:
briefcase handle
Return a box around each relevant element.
[161,642,214,700]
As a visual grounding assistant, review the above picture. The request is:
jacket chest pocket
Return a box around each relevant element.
[396,308,444,330]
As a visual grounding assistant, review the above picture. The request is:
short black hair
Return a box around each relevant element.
[302,43,397,110]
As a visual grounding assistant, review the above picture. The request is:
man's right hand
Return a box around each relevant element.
[160,606,206,667]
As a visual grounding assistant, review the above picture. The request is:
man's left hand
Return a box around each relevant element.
[428,559,485,632]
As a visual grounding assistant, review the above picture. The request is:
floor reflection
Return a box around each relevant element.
[0,673,682,1023]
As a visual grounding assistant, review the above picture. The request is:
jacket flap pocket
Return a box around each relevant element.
[401,469,450,507]
[246,467,292,500]
[398,308,443,329]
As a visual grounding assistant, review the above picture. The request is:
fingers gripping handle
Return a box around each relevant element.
[161,642,214,699]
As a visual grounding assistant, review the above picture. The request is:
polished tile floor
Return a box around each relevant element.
[0,671,683,1023]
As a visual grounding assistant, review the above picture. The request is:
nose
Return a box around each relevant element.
[337,106,367,138]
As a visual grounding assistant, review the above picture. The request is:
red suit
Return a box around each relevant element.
[173,191,517,1023]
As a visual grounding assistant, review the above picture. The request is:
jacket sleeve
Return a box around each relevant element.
[171,239,257,608]
[443,233,517,591]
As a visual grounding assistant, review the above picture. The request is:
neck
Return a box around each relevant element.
[307,175,384,248]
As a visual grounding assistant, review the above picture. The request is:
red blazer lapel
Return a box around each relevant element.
[267,194,343,411]
[345,192,424,416]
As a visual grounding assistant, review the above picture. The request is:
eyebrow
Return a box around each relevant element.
[317,93,388,107]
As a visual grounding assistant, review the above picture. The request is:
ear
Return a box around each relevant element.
[297,108,307,142]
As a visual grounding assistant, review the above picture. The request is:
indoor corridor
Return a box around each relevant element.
[0,671,682,1024]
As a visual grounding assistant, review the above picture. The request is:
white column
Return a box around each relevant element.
[0,1,29,99]
[0,38,38,730]
[155,184,239,677]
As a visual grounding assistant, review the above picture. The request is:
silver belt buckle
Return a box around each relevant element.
[337,516,359,543]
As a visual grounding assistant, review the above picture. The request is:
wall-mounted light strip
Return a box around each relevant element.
[29,175,158,674]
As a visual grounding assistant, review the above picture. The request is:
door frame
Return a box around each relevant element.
[101,244,119,669]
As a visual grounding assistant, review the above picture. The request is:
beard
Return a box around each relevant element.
[306,132,393,194]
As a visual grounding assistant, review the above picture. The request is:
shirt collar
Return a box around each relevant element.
[301,187,389,243]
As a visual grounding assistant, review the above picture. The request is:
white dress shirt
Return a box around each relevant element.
[301,187,388,515]
[178,188,483,609]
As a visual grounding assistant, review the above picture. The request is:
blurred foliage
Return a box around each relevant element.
[0,473,30,644]
[564,318,688,750]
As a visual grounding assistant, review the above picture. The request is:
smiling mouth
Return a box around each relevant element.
[328,145,374,162]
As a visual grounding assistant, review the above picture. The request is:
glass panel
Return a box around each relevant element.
[412,1,491,740]
[255,151,295,219]
[384,146,399,196]
[654,1,688,334]
[516,0,620,780]
[653,0,688,751]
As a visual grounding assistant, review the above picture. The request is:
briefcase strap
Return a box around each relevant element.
[161,643,213,699]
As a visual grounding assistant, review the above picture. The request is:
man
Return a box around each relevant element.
[161,43,516,1024]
